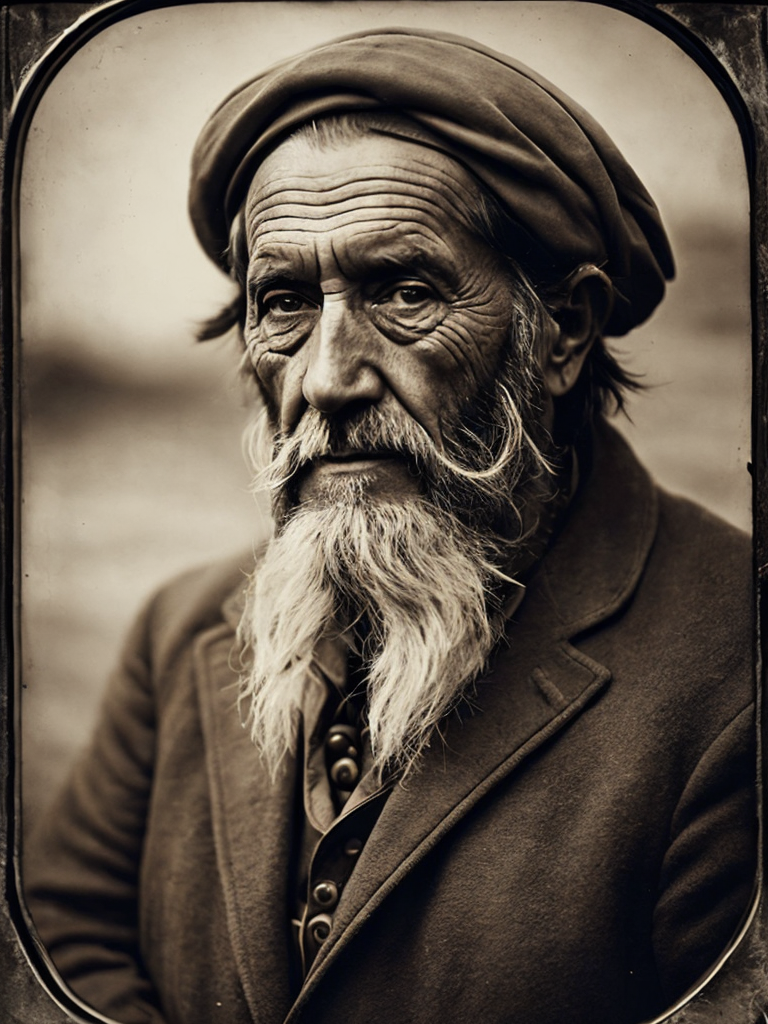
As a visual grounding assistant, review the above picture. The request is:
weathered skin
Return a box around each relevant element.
[243,134,533,501]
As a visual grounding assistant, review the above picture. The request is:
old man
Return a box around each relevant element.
[25,28,757,1024]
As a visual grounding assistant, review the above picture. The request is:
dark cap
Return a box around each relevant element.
[189,27,674,336]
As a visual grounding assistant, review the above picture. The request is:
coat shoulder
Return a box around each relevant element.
[653,487,752,609]
[135,548,257,672]
[625,487,754,724]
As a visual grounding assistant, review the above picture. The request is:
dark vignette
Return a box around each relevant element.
[0,3,764,1022]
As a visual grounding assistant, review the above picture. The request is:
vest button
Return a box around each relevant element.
[312,880,339,908]
[326,724,358,757]
[308,913,333,945]
[344,837,363,857]
[330,757,359,788]
[326,731,352,757]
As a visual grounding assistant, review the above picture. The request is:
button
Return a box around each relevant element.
[344,837,363,857]
[326,724,358,751]
[308,913,333,945]
[326,732,352,757]
[330,757,359,788]
[312,880,339,908]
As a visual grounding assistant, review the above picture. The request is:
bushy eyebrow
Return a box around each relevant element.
[247,273,298,306]
[247,235,460,297]
[246,246,320,303]
[370,246,457,287]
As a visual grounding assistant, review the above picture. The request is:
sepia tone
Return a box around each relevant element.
[1,3,766,1023]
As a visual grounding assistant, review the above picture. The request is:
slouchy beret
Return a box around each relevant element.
[189,27,674,336]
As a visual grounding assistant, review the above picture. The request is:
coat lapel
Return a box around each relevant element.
[194,620,297,1024]
[292,614,611,1004]
[290,423,660,1006]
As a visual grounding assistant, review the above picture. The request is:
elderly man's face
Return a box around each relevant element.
[243,132,525,503]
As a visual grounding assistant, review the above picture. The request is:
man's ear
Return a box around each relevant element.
[542,265,614,397]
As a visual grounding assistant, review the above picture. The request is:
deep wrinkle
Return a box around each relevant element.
[248,230,465,299]
[245,155,483,224]
[243,134,521,454]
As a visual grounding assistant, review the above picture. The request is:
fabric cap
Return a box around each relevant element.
[189,28,675,336]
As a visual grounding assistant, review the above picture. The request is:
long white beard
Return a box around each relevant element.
[237,339,553,780]
[238,486,508,780]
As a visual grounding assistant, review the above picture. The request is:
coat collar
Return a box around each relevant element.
[535,419,658,638]
[202,420,659,1020]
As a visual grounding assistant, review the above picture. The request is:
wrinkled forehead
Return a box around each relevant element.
[243,130,487,252]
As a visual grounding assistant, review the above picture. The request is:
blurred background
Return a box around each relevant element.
[18,2,752,839]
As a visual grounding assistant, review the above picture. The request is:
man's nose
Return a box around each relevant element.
[301,298,385,414]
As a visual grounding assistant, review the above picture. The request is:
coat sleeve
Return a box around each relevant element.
[23,595,169,1024]
[652,701,759,1004]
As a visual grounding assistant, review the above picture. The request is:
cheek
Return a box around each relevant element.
[249,348,296,425]
[435,265,517,376]
[382,335,506,442]
[404,305,513,407]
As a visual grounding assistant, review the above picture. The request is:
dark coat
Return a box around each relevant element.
[24,424,757,1024]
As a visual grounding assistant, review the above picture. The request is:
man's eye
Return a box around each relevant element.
[373,282,437,312]
[368,279,446,343]
[261,291,316,315]
[387,283,433,306]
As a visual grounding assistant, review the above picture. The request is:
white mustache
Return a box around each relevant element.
[255,406,437,494]
[248,389,553,499]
